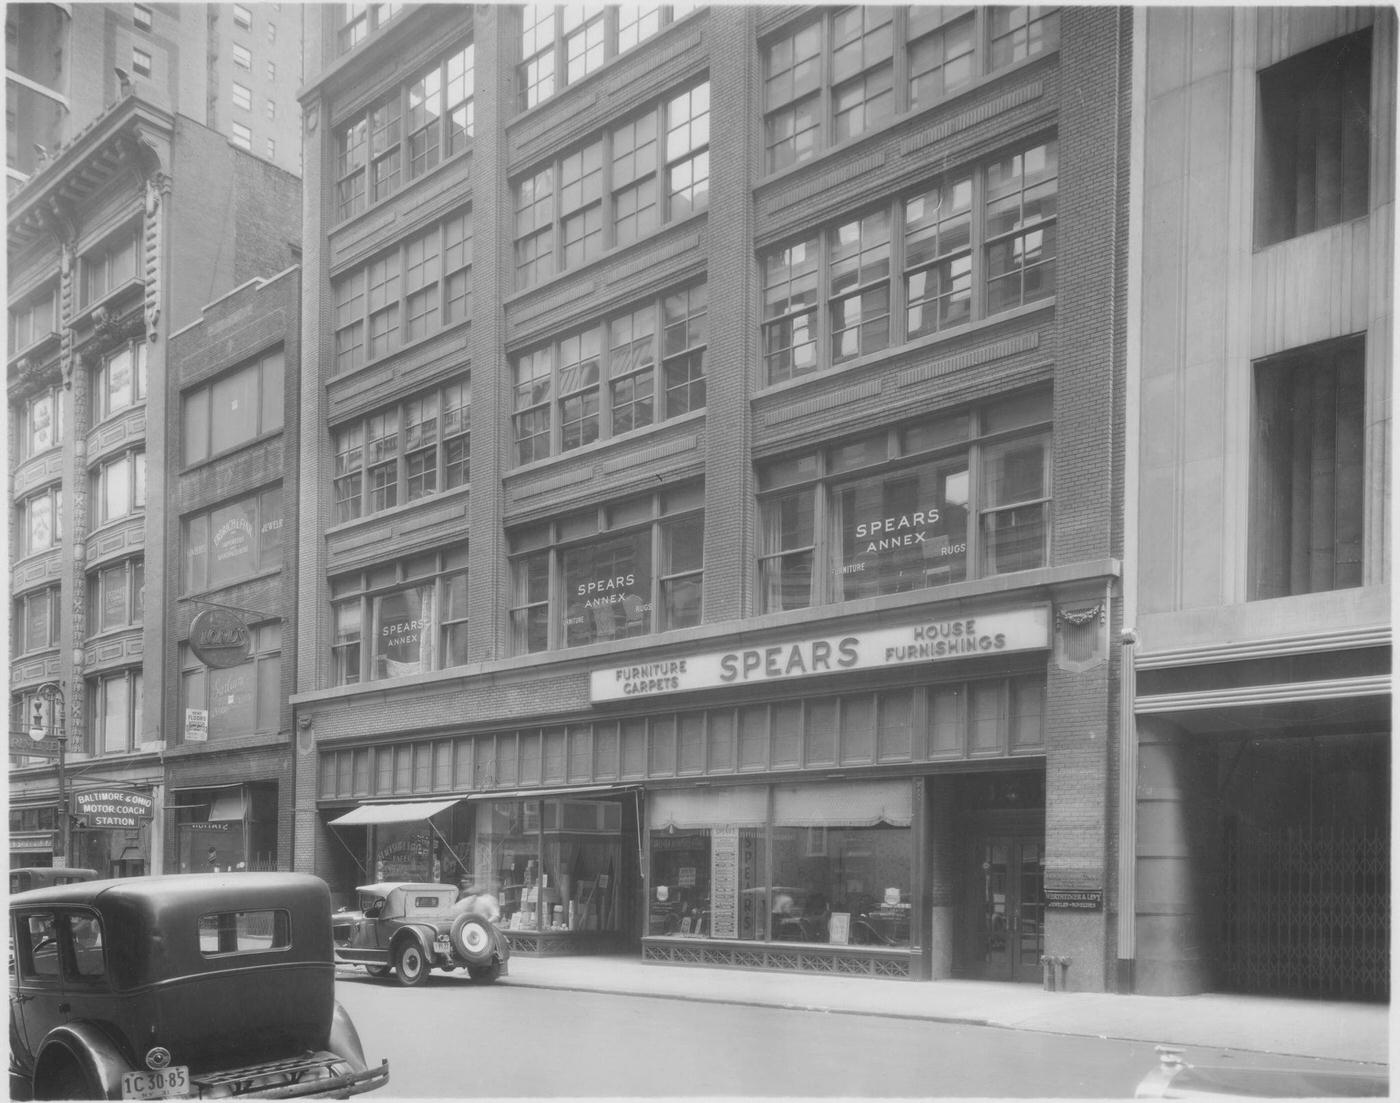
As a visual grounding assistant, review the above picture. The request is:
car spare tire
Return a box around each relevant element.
[450,913,495,965]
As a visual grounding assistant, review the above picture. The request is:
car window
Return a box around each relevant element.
[413,896,445,909]
[198,909,292,956]
[70,914,105,982]
[21,914,61,980]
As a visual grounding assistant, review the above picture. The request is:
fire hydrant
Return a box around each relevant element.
[1040,954,1056,991]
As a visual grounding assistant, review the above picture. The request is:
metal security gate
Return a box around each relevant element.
[1222,822,1389,1000]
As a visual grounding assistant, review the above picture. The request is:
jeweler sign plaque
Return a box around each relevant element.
[1045,888,1103,911]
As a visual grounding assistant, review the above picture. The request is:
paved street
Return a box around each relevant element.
[334,969,1381,1099]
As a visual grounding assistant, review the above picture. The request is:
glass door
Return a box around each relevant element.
[969,834,1044,982]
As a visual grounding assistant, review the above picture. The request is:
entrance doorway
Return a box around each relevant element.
[967,835,1044,982]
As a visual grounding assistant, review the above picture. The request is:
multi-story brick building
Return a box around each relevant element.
[7,83,301,876]
[1121,7,1393,1001]
[293,4,1131,988]
[6,2,307,191]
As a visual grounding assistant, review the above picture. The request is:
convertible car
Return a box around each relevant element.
[333,882,510,987]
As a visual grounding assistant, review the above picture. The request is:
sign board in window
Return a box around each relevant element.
[709,827,739,940]
[185,708,209,742]
[1044,888,1102,911]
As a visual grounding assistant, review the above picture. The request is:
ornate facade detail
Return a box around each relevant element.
[1055,603,1105,628]
[142,175,166,342]
[1053,603,1108,674]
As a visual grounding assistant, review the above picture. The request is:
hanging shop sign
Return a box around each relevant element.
[1045,888,1103,911]
[189,608,252,669]
[74,789,155,829]
[10,833,55,852]
[591,606,1050,701]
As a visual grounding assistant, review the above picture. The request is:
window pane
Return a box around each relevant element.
[563,531,653,647]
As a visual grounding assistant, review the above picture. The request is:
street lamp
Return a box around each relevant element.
[27,681,70,863]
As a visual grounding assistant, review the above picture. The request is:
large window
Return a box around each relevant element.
[512,282,705,464]
[337,1,402,54]
[332,210,471,373]
[763,6,1059,174]
[92,339,148,420]
[87,558,144,636]
[330,549,469,685]
[183,347,284,464]
[182,486,284,592]
[332,376,469,523]
[9,285,56,355]
[513,81,708,288]
[1249,336,1365,599]
[20,486,62,557]
[1256,30,1371,248]
[81,228,139,306]
[334,40,473,220]
[762,137,1055,385]
[90,449,146,526]
[509,483,703,654]
[86,668,143,756]
[758,389,1050,612]
[647,780,912,946]
[518,3,699,110]
[181,624,281,739]
[13,585,61,655]
[17,384,65,461]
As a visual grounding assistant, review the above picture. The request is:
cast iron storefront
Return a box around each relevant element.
[315,601,1083,979]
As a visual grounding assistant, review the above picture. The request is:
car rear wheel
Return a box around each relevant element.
[450,913,495,966]
[467,962,501,984]
[395,941,429,986]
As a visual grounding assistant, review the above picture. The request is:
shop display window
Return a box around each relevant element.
[474,798,626,934]
[647,780,912,946]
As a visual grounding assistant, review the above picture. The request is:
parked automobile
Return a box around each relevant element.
[9,871,390,1100]
[9,868,100,894]
[332,882,510,987]
[1136,1045,1388,1098]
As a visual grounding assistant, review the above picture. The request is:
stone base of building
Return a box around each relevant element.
[503,930,628,955]
[642,937,913,978]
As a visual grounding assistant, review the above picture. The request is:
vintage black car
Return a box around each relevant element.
[9,868,100,894]
[9,872,390,1100]
[332,882,510,987]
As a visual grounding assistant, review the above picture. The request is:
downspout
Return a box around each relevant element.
[1116,4,1148,995]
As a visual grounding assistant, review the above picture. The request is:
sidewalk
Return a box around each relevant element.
[501,955,1391,1068]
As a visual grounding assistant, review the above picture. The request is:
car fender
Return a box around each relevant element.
[33,1021,134,1100]
[327,1002,370,1072]
[390,923,441,966]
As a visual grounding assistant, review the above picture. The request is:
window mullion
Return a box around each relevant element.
[967,438,983,576]
[969,162,986,321]
[599,325,614,440]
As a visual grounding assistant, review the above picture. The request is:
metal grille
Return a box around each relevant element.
[1223,823,1388,1000]
[641,939,913,978]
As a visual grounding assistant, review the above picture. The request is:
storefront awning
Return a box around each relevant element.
[328,798,462,826]
[464,784,631,801]
[208,791,247,821]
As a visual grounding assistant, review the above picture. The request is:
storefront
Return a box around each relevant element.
[170,782,281,873]
[325,788,639,953]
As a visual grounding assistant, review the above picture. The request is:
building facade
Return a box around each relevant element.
[293,4,1131,988]
[1122,6,1393,1000]
[6,1,306,192]
[7,85,302,878]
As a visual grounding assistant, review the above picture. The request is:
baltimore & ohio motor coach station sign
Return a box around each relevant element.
[591,606,1049,702]
[73,789,155,829]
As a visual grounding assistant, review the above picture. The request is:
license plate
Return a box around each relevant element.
[122,1066,190,1100]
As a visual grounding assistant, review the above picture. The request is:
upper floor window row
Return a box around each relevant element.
[13,584,61,656]
[338,1,402,54]
[332,208,472,375]
[331,547,468,686]
[514,79,709,289]
[510,481,704,654]
[81,227,140,307]
[519,3,700,110]
[763,136,1057,385]
[20,486,62,558]
[763,6,1059,174]
[9,285,57,356]
[757,387,1053,613]
[513,280,706,466]
[182,485,284,593]
[93,338,149,421]
[90,448,146,527]
[88,556,145,637]
[183,346,285,465]
[333,375,470,524]
[17,384,65,462]
[335,39,474,221]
